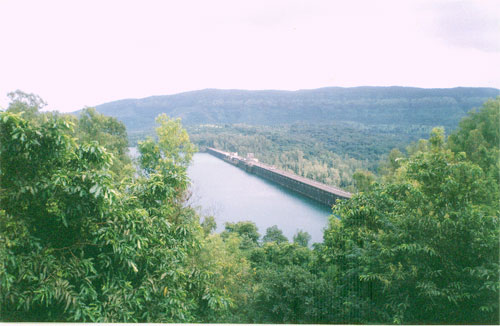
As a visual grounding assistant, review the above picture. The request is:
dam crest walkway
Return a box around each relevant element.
[207,147,351,206]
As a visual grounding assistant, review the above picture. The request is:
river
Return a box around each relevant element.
[129,148,332,243]
[187,153,332,244]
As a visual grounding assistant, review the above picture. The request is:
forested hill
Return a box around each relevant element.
[93,86,499,132]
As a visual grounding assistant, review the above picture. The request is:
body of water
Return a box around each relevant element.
[187,153,332,244]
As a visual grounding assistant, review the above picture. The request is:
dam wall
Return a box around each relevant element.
[206,148,351,206]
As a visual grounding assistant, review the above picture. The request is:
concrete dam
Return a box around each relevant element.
[206,148,351,206]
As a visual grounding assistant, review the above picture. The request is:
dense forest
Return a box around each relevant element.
[95,87,499,133]
[118,87,498,191]
[0,91,499,323]
[187,122,436,190]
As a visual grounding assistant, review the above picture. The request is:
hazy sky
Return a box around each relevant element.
[0,0,499,112]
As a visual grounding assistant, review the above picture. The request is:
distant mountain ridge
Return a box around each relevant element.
[93,86,499,133]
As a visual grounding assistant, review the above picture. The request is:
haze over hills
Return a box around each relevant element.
[93,86,499,133]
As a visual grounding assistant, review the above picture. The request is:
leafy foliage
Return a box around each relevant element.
[352,169,375,192]
[1,92,498,324]
[448,97,500,180]
[249,264,327,323]
[0,107,227,322]
[190,232,253,322]
[5,90,47,120]
[73,108,133,180]
[320,101,500,324]
[293,230,311,247]
[221,221,260,250]
[262,225,288,244]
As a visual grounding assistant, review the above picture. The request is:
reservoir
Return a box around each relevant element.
[187,153,332,244]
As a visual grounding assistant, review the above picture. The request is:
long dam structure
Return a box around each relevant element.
[206,148,351,206]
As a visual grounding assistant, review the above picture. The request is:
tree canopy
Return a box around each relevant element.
[1,93,498,324]
[0,107,226,322]
[319,100,500,324]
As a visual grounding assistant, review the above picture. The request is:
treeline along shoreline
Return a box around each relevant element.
[0,90,498,324]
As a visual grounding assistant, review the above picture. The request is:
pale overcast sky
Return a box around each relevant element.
[0,0,499,112]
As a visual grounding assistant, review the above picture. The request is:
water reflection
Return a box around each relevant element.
[187,153,332,244]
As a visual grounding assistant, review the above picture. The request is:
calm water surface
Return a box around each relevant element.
[187,153,332,244]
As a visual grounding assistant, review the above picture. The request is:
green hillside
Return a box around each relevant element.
[93,86,499,133]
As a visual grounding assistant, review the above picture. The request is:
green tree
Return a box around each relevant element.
[352,169,375,192]
[249,265,326,323]
[139,114,196,174]
[262,225,288,244]
[378,148,405,181]
[250,241,313,268]
[190,233,253,323]
[245,240,322,323]
[74,108,133,180]
[137,114,197,206]
[6,90,46,120]
[0,111,116,320]
[293,230,311,247]
[201,216,217,235]
[321,125,499,324]
[448,97,499,179]
[221,221,260,250]
[0,110,229,322]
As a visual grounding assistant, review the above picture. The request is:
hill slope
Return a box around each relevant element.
[93,86,499,133]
